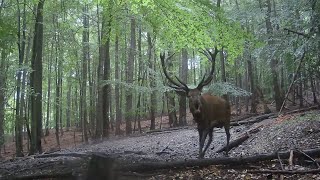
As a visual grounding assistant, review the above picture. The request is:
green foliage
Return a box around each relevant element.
[208,82,251,97]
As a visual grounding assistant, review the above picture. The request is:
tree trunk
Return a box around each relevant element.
[15,0,25,157]
[53,14,60,147]
[266,0,283,111]
[66,74,72,131]
[45,40,53,136]
[114,35,121,135]
[298,70,303,107]
[248,56,257,113]
[102,3,113,138]
[81,4,89,142]
[95,2,103,140]
[125,17,136,135]
[178,49,188,126]
[309,71,318,104]
[147,33,156,130]
[29,0,45,155]
[0,50,7,153]
[166,92,178,127]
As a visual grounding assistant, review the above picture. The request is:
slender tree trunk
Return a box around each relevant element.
[0,50,7,153]
[29,0,45,155]
[179,49,188,126]
[266,0,283,111]
[248,56,257,113]
[125,17,136,135]
[102,4,112,138]
[147,33,156,130]
[298,70,303,107]
[15,0,25,157]
[53,14,60,147]
[66,74,72,131]
[244,58,249,112]
[309,71,318,104]
[81,4,89,142]
[115,34,121,135]
[95,2,103,140]
[45,39,53,136]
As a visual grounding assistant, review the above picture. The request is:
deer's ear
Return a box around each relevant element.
[175,90,187,96]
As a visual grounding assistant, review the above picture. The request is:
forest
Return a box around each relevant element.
[0,0,320,179]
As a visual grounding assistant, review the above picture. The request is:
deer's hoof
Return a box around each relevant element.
[223,151,229,157]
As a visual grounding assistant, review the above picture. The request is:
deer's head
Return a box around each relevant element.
[160,48,219,117]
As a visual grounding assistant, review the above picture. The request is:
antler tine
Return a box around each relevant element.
[160,52,189,92]
[175,76,189,90]
[197,47,219,90]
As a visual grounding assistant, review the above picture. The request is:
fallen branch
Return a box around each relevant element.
[295,148,320,168]
[248,168,320,175]
[146,126,190,134]
[284,28,310,38]
[288,149,294,170]
[231,113,257,122]
[231,113,276,126]
[2,172,73,180]
[277,152,284,170]
[282,105,319,115]
[35,152,90,159]
[216,126,261,153]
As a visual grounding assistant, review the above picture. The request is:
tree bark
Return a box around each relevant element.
[45,39,53,136]
[178,49,188,126]
[265,0,283,111]
[0,50,7,153]
[66,74,72,131]
[115,34,121,135]
[81,4,89,142]
[15,0,25,157]
[102,6,112,138]
[125,17,136,135]
[247,56,257,113]
[53,13,61,147]
[148,33,157,130]
[30,0,45,155]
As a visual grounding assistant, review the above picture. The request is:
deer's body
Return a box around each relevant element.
[189,93,231,158]
[160,49,231,158]
[191,93,230,128]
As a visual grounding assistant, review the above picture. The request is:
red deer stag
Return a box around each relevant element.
[160,49,231,158]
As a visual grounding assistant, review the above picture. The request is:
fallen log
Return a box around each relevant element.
[248,168,320,175]
[230,113,257,122]
[215,126,261,153]
[282,105,319,115]
[117,148,320,172]
[231,113,276,126]
[35,152,91,159]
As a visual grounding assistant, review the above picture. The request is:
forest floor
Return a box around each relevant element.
[1,105,320,179]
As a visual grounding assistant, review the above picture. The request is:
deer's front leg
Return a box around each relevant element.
[198,128,209,158]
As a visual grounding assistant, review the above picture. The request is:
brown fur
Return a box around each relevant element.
[188,90,231,158]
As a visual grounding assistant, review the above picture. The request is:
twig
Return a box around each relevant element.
[279,50,306,115]
[284,28,309,38]
[295,148,320,168]
[288,150,294,171]
[277,152,284,170]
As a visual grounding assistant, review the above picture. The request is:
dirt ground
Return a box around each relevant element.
[1,108,320,179]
